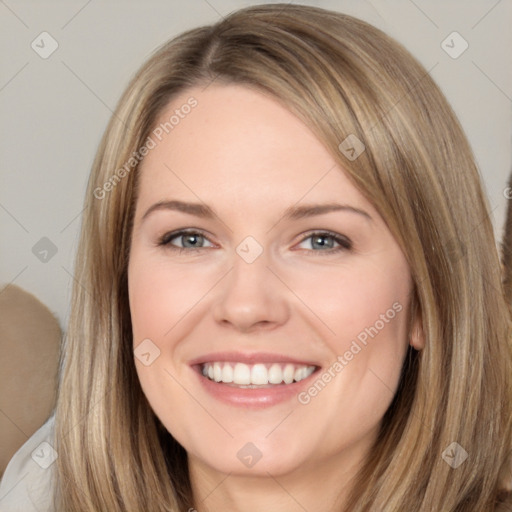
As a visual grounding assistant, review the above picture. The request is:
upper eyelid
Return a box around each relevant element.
[160,229,215,247]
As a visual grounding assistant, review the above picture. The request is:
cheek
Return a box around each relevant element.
[289,263,411,442]
[336,277,406,346]
[128,255,205,437]
[288,259,410,352]
[291,258,411,409]
[128,255,214,343]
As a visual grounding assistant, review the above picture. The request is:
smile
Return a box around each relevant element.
[190,352,322,407]
[201,362,317,387]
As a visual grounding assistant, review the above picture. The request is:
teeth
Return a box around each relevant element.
[283,364,294,384]
[268,363,283,384]
[201,362,316,386]
[233,363,251,385]
[251,364,268,385]
[222,364,233,383]
[294,366,305,381]
[213,363,222,382]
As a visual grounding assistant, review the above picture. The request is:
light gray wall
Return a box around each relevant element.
[1,0,511,329]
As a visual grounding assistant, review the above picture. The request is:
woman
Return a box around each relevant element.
[1,3,511,511]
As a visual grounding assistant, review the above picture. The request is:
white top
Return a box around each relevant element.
[0,415,56,511]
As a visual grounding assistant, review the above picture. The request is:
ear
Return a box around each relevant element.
[409,311,425,350]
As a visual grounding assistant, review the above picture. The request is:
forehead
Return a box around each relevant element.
[136,84,375,217]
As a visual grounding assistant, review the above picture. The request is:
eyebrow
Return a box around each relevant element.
[141,200,372,223]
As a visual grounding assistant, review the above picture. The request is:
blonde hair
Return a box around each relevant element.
[54,4,512,510]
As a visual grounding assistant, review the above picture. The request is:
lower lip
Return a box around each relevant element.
[192,366,320,408]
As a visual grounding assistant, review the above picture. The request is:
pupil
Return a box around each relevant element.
[314,235,331,249]
[185,234,200,247]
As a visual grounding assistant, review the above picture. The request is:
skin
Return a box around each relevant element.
[128,84,423,512]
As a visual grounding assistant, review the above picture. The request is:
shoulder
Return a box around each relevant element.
[0,414,56,512]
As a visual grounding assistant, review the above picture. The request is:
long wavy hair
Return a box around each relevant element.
[54,4,512,510]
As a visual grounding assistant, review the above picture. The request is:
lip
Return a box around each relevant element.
[189,352,321,408]
[188,351,320,366]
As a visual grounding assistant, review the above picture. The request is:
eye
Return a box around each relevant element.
[296,231,352,253]
[157,229,352,254]
[158,230,215,252]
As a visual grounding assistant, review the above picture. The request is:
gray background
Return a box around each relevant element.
[1,0,511,330]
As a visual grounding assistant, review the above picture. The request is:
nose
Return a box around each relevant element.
[211,248,290,333]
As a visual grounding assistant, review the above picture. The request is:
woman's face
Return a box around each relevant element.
[128,84,418,481]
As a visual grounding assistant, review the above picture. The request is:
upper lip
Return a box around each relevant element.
[189,352,321,367]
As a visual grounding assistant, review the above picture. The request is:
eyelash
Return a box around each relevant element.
[157,229,353,255]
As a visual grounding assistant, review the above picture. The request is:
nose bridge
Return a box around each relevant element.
[211,237,288,330]
[231,238,270,286]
